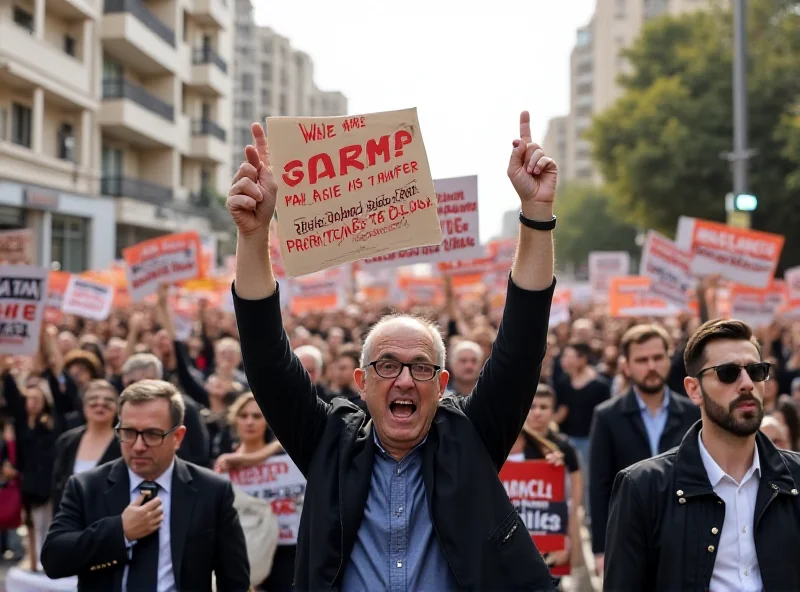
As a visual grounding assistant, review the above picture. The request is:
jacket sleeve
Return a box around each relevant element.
[604,471,650,591]
[232,282,329,475]
[459,275,555,470]
[178,400,211,468]
[41,475,128,579]
[213,480,251,590]
[173,341,211,408]
[588,408,614,555]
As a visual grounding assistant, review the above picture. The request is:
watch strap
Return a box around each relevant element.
[519,211,557,231]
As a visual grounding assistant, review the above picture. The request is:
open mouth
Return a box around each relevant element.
[389,400,417,419]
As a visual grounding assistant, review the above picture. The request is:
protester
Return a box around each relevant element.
[228,112,559,590]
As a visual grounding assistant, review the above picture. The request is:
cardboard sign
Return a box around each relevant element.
[122,232,202,302]
[361,175,482,268]
[287,266,349,315]
[608,276,679,317]
[589,251,630,302]
[62,276,114,321]
[729,282,786,328]
[784,266,800,300]
[639,230,694,309]
[0,265,48,355]
[0,229,33,265]
[675,216,784,289]
[267,108,442,277]
[499,461,570,577]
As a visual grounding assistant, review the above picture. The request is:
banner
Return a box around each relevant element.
[62,276,114,321]
[499,461,570,577]
[122,232,202,302]
[288,266,349,315]
[267,108,442,276]
[0,229,33,265]
[729,282,786,328]
[550,289,571,327]
[639,230,694,309]
[608,276,678,317]
[0,265,48,355]
[675,216,784,289]
[589,251,630,302]
[361,175,482,268]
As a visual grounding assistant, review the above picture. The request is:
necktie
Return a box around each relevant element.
[127,482,160,591]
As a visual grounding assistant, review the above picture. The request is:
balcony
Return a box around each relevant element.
[100,79,178,147]
[0,21,94,108]
[102,0,178,74]
[192,0,228,29]
[189,47,228,96]
[49,0,101,20]
[101,176,173,203]
[189,119,227,163]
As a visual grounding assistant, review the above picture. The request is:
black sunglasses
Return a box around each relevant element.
[696,362,771,384]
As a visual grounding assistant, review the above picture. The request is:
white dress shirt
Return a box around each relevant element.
[697,431,763,592]
[122,460,177,592]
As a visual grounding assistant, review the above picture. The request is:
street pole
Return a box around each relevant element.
[727,0,752,228]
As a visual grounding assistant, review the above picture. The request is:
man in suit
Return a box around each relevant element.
[41,379,249,591]
[588,323,700,575]
[228,112,559,591]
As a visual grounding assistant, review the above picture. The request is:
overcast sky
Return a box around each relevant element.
[253,0,596,241]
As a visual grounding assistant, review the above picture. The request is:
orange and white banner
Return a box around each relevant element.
[62,276,114,321]
[729,281,786,328]
[0,265,48,355]
[550,289,571,327]
[608,276,679,318]
[122,232,203,302]
[639,230,694,309]
[675,216,784,289]
[288,266,348,315]
[590,251,631,302]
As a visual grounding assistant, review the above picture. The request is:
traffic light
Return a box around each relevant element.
[733,193,758,211]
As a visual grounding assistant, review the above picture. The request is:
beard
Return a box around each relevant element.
[630,371,667,395]
[701,386,763,437]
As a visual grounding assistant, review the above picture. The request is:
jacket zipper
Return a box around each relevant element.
[501,521,519,545]
[755,487,779,529]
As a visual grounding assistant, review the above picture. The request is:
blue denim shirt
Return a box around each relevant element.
[341,434,458,591]
[634,388,671,457]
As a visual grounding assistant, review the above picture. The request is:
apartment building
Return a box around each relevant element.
[0,0,233,272]
[554,0,721,185]
[542,115,570,184]
[231,0,347,176]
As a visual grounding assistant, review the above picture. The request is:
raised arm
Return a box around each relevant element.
[228,123,329,474]
[461,111,557,469]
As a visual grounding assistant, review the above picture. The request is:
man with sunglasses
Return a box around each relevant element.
[605,318,800,591]
[42,379,249,591]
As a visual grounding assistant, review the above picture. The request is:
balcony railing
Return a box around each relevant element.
[102,78,175,121]
[101,176,174,204]
[103,0,176,47]
[193,47,227,74]
[191,119,226,142]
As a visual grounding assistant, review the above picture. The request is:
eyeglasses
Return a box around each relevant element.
[368,359,440,382]
[696,362,771,384]
[86,396,117,407]
[115,425,179,447]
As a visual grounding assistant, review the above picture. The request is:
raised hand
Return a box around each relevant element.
[227,123,278,238]
[507,111,557,213]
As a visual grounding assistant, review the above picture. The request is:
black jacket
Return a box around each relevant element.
[605,420,800,591]
[233,276,557,591]
[51,425,122,512]
[41,457,249,592]
[588,388,700,554]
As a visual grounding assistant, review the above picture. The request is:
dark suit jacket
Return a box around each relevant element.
[51,426,122,512]
[233,276,558,591]
[41,457,250,592]
[588,389,700,554]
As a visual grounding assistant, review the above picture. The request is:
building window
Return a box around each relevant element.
[261,62,272,80]
[279,94,288,115]
[51,214,88,272]
[261,88,271,106]
[13,6,34,34]
[576,28,591,47]
[64,35,76,57]
[262,39,272,54]
[237,127,250,147]
[241,73,253,91]
[280,68,289,86]
[11,103,32,148]
[58,123,75,160]
[103,56,123,81]
[614,0,626,18]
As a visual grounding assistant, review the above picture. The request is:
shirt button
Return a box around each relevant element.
[678,498,686,504]
[397,561,402,568]
[396,507,404,515]
[742,526,747,534]
[744,569,749,576]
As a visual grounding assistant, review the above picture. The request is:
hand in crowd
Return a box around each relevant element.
[544,450,564,467]
[2,459,17,480]
[121,493,164,541]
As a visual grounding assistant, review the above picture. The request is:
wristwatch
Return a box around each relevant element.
[519,210,557,231]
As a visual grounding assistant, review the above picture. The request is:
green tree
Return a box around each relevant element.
[553,183,640,268]
[586,0,800,271]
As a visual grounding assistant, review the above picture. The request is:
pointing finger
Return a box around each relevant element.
[519,111,532,144]
[251,123,270,167]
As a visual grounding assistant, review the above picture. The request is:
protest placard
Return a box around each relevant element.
[675,216,784,289]
[639,230,694,309]
[550,289,572,327]
[729,282,786,328]
[589,251,630,302]
[287,266,349,315]
[499,461,570,577]
[608,276,679,317]
[122,231,202,302]
[0,229,33,265]
[361,175,482,268]
[0,265,48,355]
[267,108,442,277]
[62,275,115,321]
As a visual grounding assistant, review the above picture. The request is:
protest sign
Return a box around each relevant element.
[608,276,679,317]
[639,231,694,309]
[267,108,442,277]
[729,282,786,328]
[62,276,114,321]
[550,289,572,327]
[361,175,482,268]
[675,216,784,289]
[784,266,800,300]
[499,461,570,577]
[0,229,33,265]
[589,251,630,302]
[0,265,48,355]
[122,231,202,302]
[288,266,349,315]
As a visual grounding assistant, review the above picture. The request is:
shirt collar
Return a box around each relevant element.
[128,458,176,495]
[634,387,671,413]
[697,429,761,487]
[373,430,427,461]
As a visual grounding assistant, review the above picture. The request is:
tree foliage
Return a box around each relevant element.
[586,0,800,271]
